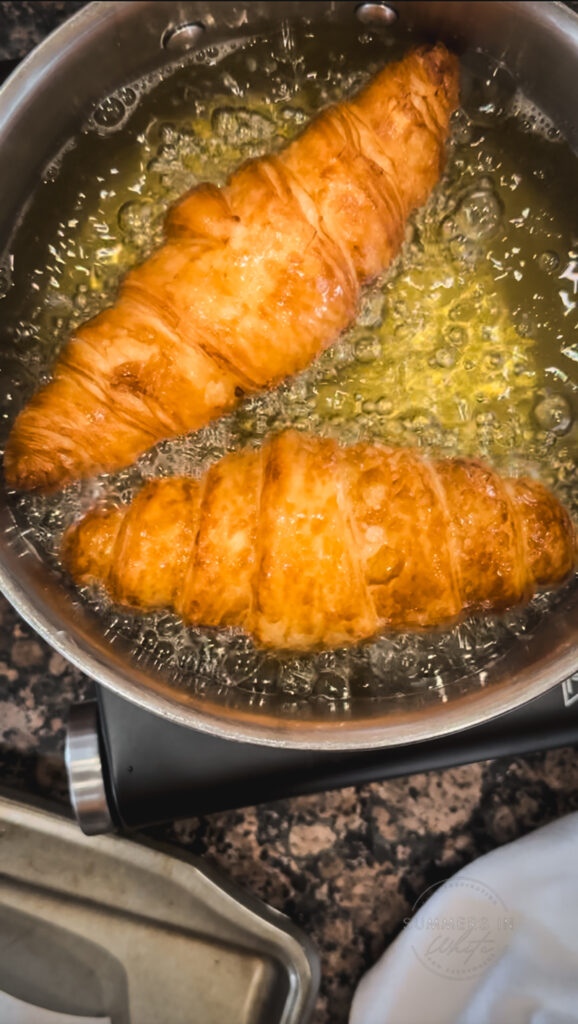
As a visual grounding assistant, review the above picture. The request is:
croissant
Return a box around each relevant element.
[5,44,459,492]
[62,430,575,651]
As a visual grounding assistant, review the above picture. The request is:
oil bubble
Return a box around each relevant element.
[461,54,517,122]
[375,397,393,415]
[211,106,275,144]
[177,647,199,675]
[223,647,260,682]
[155,615,183,639]
[533,393,573,435]
[315,671,350,701]
[117,200,157,243]
[404,409,437,434]
[118,86,137,107]
[447,325,467,346]
[280,106,307,125]
[73,286,89,311]
[358,290,385,327]
[453,184,504,241]
[155,640,175,664]
[159,122,179,144]
[451,108,473,145]
[515,311,537,338]
[435,347,456,368]
[510,93,563,142]
[257,656,280,690]
[331,340,354,366]
[279,665,314,697]
[538,250,560,273]
[485,350,504,368]
[476,410,497,427]
[354,335,382,363]
[140,629,159,653]
[93,96,126,130]
[440,215,458,240]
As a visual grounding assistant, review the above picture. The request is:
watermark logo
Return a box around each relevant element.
[404,877,514,980]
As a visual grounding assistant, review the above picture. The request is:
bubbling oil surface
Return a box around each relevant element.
[2,23,578,710]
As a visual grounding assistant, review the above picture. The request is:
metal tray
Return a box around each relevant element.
[0,795,319,1024]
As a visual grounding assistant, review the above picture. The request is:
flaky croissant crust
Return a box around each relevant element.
[62,431,576,651]
[6,44,459,491]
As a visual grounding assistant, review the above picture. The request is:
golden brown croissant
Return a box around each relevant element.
[6,44,459,492]
[62,431,575,651]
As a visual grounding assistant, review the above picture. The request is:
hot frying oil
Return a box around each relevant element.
[2,23,578,705]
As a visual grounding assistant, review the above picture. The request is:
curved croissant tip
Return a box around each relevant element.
[3,444,68,493]
[62,505,122,588]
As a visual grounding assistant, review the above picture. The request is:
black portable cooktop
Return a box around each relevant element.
[66,678,578,834]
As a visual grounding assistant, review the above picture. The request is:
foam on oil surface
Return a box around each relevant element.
[2,24,578,709]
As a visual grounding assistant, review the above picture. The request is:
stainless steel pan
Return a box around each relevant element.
[1,0,577,749]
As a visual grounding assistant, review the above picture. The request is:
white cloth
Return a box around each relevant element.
[350,813,578,1024]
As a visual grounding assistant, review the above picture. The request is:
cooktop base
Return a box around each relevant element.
[66,679,578,834]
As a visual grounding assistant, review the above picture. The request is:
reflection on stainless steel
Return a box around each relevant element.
[0,795,319,1023]
[0,2,577,748]
[65,700,114,835]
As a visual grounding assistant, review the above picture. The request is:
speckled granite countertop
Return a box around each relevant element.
[1,4,578,1023]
